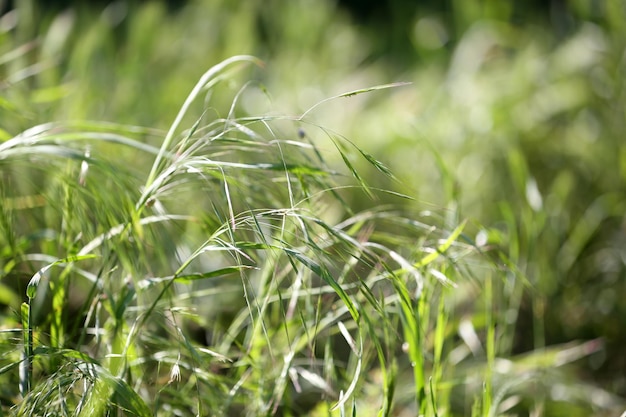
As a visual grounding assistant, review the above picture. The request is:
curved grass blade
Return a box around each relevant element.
[144,55,263,193]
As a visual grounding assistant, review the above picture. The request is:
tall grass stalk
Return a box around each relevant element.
[483,272,494,417]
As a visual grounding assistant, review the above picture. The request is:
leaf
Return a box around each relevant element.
[235,241,272,250]
[338,82,412,98]
[332,138,374,199]
[174,266,254,283]
[356,148,396,179]
[284,248,360,322]
[20,302,29,346]
[26,254,97,299]
[414,220,467,268]
[300,82,411,119]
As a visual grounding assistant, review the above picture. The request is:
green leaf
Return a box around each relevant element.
[26,254,97,299]
[174,266,254,283]
[332,138,374,199]
[20,303,29,346]
[337,82,412,98]
[356,148,396,179]
[26,273,41,300]
[285,248,360,322]
[235,241,272,250]
[414,220,467,268]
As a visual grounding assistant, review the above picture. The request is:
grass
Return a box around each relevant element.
[1,55,487,416]
[1,1,626,416]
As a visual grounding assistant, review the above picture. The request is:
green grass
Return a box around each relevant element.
[0,54,486,416]
[1,1,626,416]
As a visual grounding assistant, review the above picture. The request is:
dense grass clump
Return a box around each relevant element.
[0,55,487,416]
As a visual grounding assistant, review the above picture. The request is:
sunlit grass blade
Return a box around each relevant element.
[414,220,467,268]
[300,82,411,119]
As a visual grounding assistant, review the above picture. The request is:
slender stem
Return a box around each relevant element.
[20,301,33,396]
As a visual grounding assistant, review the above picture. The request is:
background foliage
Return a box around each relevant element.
[1,0,625,415]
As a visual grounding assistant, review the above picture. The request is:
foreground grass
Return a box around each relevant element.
[0,56,489,416]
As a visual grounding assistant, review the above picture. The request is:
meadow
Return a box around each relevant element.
[0,1,625,416]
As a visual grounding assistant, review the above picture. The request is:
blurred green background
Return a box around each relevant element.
[1,0,625,414]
